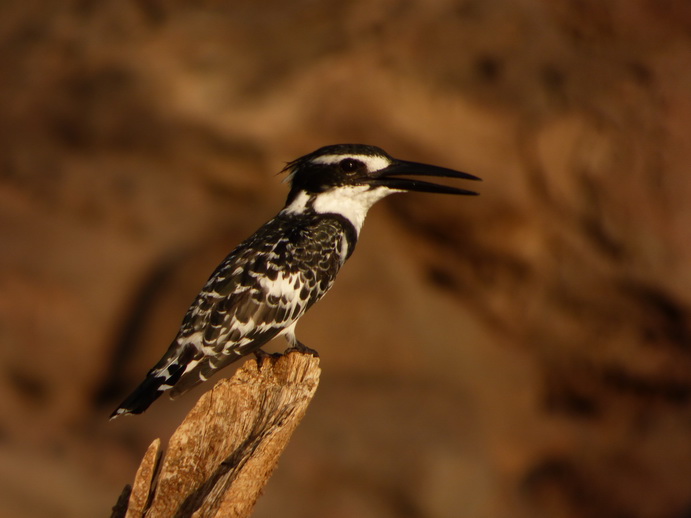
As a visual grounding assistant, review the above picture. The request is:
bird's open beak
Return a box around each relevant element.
[368,159,481,195]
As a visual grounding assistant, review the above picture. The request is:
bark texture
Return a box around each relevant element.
[112,352,320,518]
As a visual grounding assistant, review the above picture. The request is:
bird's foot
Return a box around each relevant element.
[253,348,280,366]
[285,340,320,357]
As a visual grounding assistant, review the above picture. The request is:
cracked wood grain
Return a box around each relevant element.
[112,351,321,518]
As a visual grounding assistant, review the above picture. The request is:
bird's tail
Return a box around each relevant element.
[110,345,196,419]
[109,374,171,419]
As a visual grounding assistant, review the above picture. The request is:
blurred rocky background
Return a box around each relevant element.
[1,0,690,517]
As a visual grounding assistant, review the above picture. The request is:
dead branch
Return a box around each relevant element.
[111,351,321,518]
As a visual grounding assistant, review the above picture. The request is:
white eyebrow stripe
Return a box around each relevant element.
[310,154,392,172]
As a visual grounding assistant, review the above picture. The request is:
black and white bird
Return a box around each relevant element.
[111,144,479,418]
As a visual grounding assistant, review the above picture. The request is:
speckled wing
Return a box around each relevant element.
[163,213,349,397]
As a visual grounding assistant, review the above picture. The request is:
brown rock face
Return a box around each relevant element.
[1,1,690,517]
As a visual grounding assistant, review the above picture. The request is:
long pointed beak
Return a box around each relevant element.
[369,159,481,195]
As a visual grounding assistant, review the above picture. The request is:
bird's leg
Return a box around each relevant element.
[285,338,319,357]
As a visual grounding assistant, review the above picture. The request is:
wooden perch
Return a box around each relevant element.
[111,351,321,518]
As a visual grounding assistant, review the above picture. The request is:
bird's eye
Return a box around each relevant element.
[339,159,359,172]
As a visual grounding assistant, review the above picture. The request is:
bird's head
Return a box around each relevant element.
[280,144,480,233]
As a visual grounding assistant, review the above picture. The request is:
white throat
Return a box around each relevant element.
[312,185,394,235]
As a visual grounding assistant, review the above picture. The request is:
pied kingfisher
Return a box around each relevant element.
[111,144,480,417]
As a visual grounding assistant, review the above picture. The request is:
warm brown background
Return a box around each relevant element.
[1,1,690,517]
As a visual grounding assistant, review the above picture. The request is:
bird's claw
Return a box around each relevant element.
[285,341,320,357]
[253,348,281,366]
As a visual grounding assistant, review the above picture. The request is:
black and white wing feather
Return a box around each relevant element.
[110,213,351,417]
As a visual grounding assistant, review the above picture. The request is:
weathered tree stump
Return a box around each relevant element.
[111,351,321,518]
